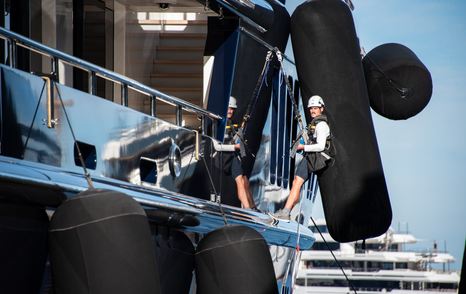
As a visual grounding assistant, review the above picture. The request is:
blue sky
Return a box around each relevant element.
[311,0,466,270]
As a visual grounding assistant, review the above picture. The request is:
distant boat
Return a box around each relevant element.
[295,219,460,293]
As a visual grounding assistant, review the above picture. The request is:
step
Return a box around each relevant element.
[159,33,206,39]
[151,77,202,88]
[152,72,202,78]
[157,46,204,51]
[152,63,202,74]
[133,20,208,26]
[155,59,203,65]
[154,50,204,60]
[158,37,206,47]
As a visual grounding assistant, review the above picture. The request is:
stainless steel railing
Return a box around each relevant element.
[0,26,222,134]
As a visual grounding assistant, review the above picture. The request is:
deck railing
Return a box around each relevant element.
[0,26,221,135]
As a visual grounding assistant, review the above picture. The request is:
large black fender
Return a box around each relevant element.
[195,225,277,294]
[362,43,433,120]
[0,202,49,293]
[49,189,161,294]
[290,0,392,242]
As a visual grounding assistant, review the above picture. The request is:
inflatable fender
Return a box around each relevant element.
[49,189,161,294]
[0,202,49,293]
[290,0,392,242]
[362,43,433,120]
[195,225,277,294]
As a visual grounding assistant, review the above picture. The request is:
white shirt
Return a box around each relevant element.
[212,140,236,152]
[303,121,330,152]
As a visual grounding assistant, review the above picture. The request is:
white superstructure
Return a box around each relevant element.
[295,219,460,293]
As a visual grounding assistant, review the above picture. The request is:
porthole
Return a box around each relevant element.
[168,143,181,177]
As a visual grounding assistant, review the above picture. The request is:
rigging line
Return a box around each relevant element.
[281,173,317,294]
[200,147,228,225]
[54,83,94,189]
[22,80,47,159]
[363,54,410,98]
[242,50,272,135]
[219,148,223,197]
[275,49,309,144]
[310,216,358,294]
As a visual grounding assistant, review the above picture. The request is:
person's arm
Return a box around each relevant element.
[212,140,236,152]
[303,122,330,152]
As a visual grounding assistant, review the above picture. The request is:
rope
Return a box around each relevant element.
[310,216,358,294]
[275,49,309,144]
[200,147,228,225]
[54,83,94,189]
[241,50,273,135]
[364,54,410,99]
[274,48,312,293]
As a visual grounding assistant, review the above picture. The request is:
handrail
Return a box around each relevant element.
[0,26,222,123]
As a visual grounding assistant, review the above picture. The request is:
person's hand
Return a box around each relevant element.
[234,143,241,150]
[297,144,304,151]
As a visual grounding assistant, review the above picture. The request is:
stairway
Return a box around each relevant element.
[144,18,208,128]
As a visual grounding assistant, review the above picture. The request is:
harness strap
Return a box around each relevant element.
[241,50,273,134]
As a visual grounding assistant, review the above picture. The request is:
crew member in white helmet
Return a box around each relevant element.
[272,95,332,221]
[212,96,256,210]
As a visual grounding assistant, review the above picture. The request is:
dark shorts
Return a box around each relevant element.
[295,158,312,182]
[231,155,243,179]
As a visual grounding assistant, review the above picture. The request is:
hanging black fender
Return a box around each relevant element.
[49,189,161,294]
[362,43,433,120]
[0,202,49,293]
[195,225,277,294]
[290,0,392,242]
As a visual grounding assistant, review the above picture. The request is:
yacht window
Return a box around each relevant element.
[381,262,394,270]
[308,279,348,287]
[389,244,398,251]
[395,262,408,269]
[310,260,339,268]
[352,280,400,291]
[295,278,305,286]
[311,241,340,251]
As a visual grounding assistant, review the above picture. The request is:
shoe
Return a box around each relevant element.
[270,209,291,222]
[253,207,264,213]
[247,207,262,213]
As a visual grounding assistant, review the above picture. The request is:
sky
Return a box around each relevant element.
[310,0,466,271]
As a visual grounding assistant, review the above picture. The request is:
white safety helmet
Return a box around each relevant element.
[307,95,325,108]
[228,96,238,109]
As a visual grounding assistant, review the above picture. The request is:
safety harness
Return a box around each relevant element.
[307,115,334,159]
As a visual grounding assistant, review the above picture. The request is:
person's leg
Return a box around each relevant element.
[235,175,251,208]
[232,157,252,208]
[243,176,256,208]
[284,176,305,210]
[280,159,310,212]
